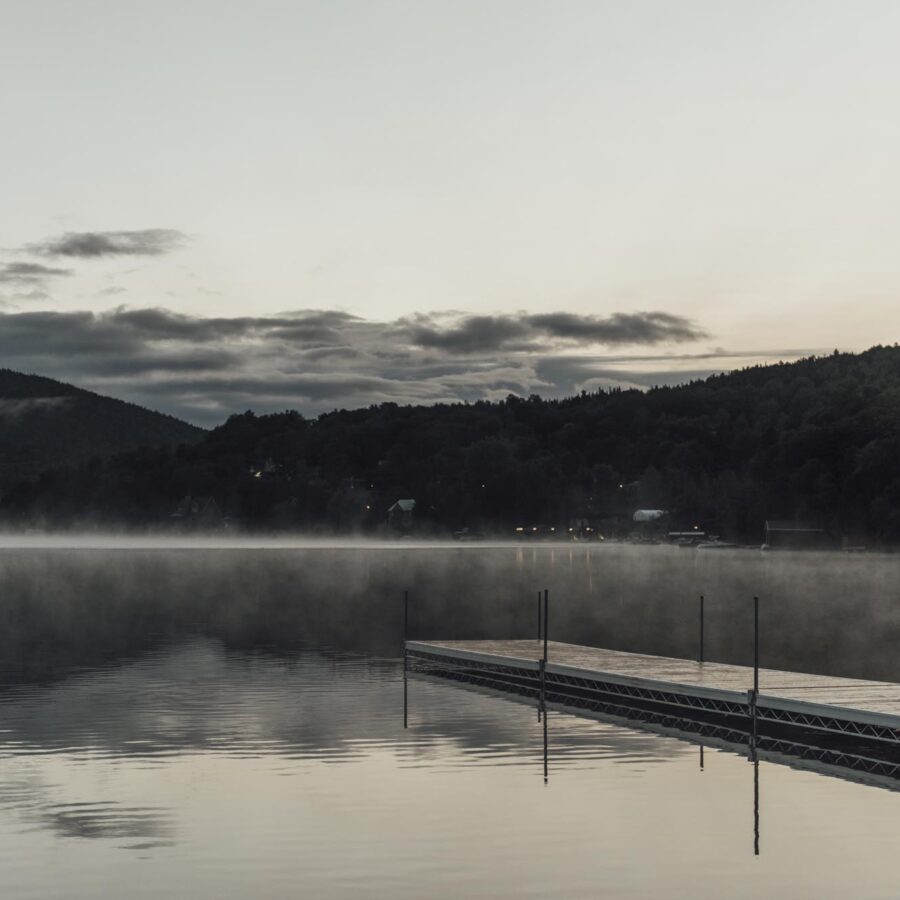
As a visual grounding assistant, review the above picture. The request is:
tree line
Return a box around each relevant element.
[4,346,900,544]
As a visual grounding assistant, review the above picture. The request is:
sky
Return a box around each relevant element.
[2,0,900,426]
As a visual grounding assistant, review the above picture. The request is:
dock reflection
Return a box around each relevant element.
[406,664,900,860]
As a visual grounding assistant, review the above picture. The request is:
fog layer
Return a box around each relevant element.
[0,543,897,682]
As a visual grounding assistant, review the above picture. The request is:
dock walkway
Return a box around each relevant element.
[406,639,900,744]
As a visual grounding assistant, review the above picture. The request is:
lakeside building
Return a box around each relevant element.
[388,498,416,531]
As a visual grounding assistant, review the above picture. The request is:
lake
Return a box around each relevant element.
[2,540,900,897]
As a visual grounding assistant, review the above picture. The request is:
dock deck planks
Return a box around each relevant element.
[406,639,900,726]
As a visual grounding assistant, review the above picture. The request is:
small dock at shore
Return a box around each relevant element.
[406,638,900,745]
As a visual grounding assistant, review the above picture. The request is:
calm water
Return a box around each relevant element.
[2,638,900,898]
[3,541,900,897]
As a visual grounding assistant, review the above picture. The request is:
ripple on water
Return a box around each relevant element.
[1,639,900,899]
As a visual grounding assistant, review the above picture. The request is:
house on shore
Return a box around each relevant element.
[388,498,416,531]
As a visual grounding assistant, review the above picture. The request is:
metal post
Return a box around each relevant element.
[753,595,759,697]
[542,588,549,665]
[537,590,542,643]
[540,588,549,720]
[751,595,759,749]
[699,594,705,663]
[539,658,546,718]
[700,744,704,771]
[403,589,409,729]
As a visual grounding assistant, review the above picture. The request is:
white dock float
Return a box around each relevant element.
[406,639,900,744]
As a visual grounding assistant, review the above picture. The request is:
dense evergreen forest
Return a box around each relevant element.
[4,346,900,544]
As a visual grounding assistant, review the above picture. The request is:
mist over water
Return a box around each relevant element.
[1,540,898,681]
[2,539,900,898]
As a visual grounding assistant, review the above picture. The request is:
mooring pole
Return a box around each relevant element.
[542,588,549,665]
[538,656,546,722]
[403,589,409,729]
[539,588,549,720]
[751,595,759,749]
[753,595,759,697]
[699,594,705,663]
[538,588,549,715]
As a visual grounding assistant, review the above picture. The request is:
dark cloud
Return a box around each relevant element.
[268,311,361,344]
[406,315,531,352]
[84,349,241,377]
[96,307,360,345]
[403,311,706,353]
[0,262,72,284]
[27,229,185,258]
[528,311,705,343]
[0,306,732,426]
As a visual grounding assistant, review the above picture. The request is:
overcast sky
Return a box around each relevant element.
[2,0,899,425]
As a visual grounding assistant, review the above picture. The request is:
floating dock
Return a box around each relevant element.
[406,639,900,747]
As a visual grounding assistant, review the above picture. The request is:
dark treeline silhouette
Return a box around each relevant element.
[0,368,203,491]
[3,345,900,543]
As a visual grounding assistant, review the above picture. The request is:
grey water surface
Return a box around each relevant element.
[2,540,900,898]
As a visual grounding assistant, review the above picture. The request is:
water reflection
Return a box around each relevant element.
[754,752,760,857]
[410,665,768,858]
[40,801,173,847]
[0,638,682,766]
[3,639,900,898]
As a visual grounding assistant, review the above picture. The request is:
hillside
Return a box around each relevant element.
[0,369,204,491]
[4,346,900,543]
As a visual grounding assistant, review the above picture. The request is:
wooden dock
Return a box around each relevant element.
[406,639,900,745]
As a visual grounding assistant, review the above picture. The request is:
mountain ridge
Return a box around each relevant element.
[5,346,900,544]
[0,368,204,491]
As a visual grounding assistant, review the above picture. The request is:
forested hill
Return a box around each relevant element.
[4,346,900,544]
[0,369,204,490]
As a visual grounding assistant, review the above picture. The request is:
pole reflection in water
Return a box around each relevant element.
[404,665,770,862]
[753,751,760,857]
[543,703,549,784]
